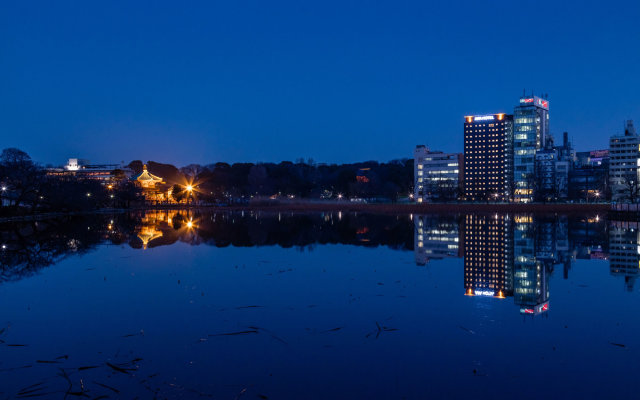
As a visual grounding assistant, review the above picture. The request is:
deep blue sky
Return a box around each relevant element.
[1,1,639,167]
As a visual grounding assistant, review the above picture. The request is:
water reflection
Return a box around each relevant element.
[1,210,636,301]
[414,212,629,314]
[2,210,640,398]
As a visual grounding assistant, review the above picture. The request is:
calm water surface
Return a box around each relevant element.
[1,211,639,399]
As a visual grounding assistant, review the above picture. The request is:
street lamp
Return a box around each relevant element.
[185,184,194,206]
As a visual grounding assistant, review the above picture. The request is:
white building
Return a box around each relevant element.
[414,145,462,202]
[609,120,639,202]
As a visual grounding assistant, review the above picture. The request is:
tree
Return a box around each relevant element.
[0,148,44,211]
[621,173,640,203]
[171,184,186,203]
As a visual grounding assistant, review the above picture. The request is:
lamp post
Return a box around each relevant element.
[186,185,193,207]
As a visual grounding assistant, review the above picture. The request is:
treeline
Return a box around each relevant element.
[0,148,141,215]
[133,159,413,202]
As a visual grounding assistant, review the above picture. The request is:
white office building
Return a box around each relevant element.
[414,145,462,202]
[609,120,639,202]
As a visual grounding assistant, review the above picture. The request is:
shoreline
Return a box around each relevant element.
[0,202,611,222]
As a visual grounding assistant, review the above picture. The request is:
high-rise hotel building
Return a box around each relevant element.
[513,96,550,202]
[463,113,513,201]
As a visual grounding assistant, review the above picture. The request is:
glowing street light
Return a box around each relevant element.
[1,186,6,191]
[185,184,194,206]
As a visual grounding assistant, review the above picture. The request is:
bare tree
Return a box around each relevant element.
[621,173,640,203]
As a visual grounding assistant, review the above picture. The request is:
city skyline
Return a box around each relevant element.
[2,1,640,166]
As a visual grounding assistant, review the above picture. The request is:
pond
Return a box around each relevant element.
[1,210,638,399]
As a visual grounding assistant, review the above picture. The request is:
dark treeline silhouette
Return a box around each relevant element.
[132,158,413,202]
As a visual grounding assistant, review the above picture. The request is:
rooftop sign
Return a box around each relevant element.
[520,96,549,110]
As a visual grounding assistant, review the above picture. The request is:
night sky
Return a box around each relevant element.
[2,0,639,167]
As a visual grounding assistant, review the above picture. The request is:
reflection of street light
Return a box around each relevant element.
[1,186,6,191]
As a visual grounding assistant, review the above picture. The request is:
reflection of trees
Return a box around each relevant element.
[0,214,136,283]
[1,211,415,283]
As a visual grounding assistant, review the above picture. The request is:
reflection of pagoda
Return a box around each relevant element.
[137,226,163,249]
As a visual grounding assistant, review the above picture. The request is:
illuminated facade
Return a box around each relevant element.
[414,215,462,265]
[513,96,550,202]
[609,222,640,291]
[132,165,169,202]
[463,214,512,298]
[609,120,639,202]
[413,145,463,202]
[463,113,513,201]
[513,215,550,314]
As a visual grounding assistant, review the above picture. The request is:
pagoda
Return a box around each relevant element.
[132,164,164,188]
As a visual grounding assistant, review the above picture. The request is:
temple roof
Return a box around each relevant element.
[131,164,163,183]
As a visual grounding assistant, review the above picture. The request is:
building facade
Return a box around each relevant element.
[609,120,639,202]
[463,213,513,298]
[413,145,463,202]
[513,96,550,202]
[414,215,462,265]
[463,114,513,201]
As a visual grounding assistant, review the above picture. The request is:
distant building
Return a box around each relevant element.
[413,145,463,202]
[47,158,126,183]
[513,96,550,202]
[569,166,608,201]
[576,149,609,168]
[463,113,513,201]
[609,120,639,202]
[534,132,574,201]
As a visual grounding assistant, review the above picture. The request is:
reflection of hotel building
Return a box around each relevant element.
[413,145,463,202]
[513,96,550,202]
[414,215,462,265]
[609,222,640,291]
[463,214,512,298]
[463,113,513,201]
[513,215,550,314]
